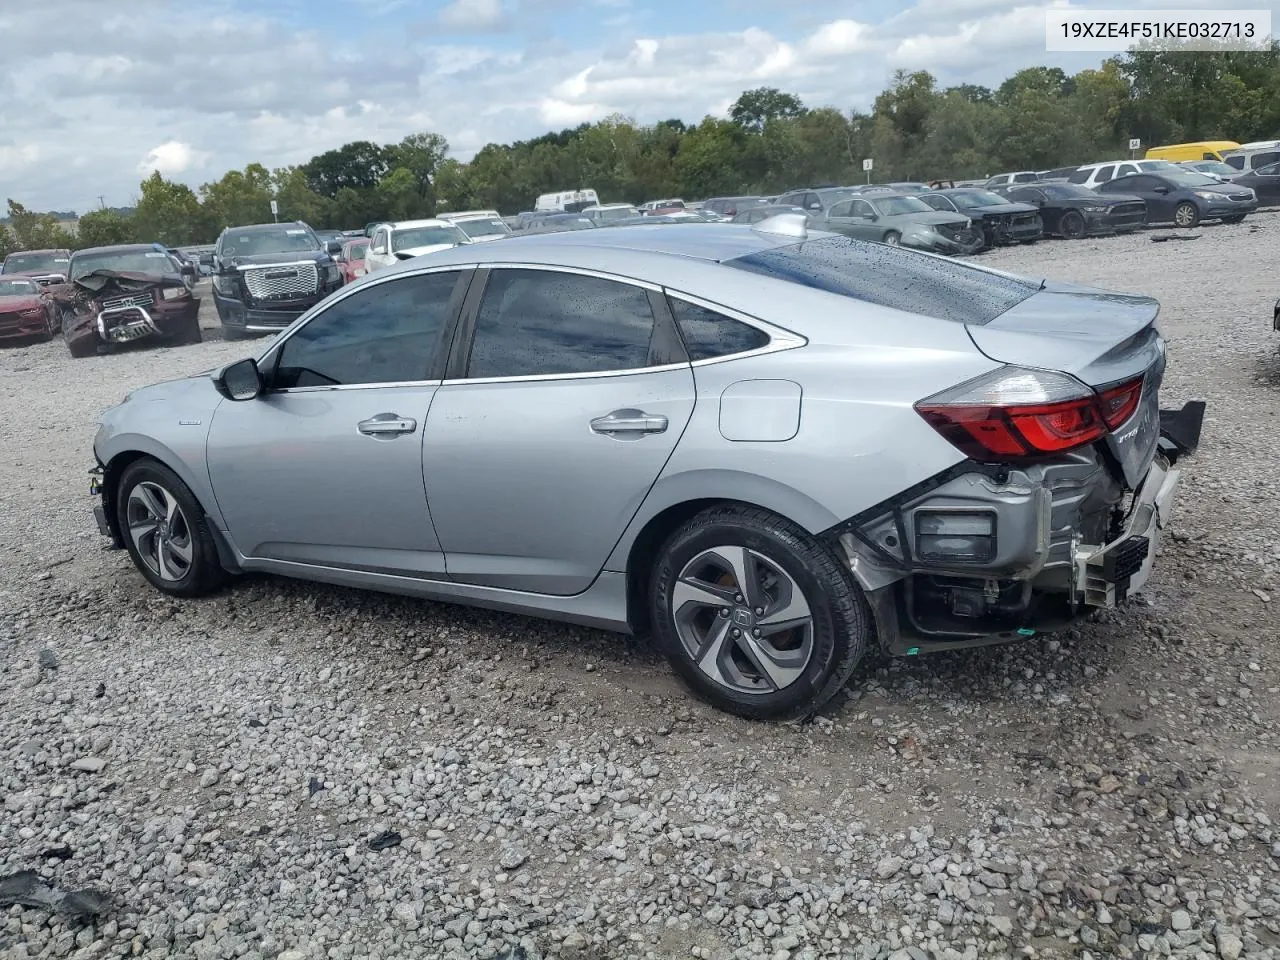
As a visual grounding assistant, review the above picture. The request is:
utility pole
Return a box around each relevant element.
[97,195,105,210]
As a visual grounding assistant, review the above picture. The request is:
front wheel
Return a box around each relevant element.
[650,505,871,721]
[1174,202,1201,228]
[1059,211,1086,239]
[116,459,227,598]
[882,231,901,246]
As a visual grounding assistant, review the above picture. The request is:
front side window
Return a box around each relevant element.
[466,269,657,379]
[1256,162,1280,176]
[274,271,460,388]
[1224,155,1245,170]
[371,230,388,254]
[1067,168,1093,183]
[849,199,876,218]
[669,297,770,361]
[1094,165,1116,182]
[1251,151,1280,169]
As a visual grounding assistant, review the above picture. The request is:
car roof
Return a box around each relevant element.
[220,222,312,233]
[387,218,455,230]
[4,248,70,257]
[72,244,169,257]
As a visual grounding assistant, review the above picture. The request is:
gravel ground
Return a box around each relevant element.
[2,219,1279,960]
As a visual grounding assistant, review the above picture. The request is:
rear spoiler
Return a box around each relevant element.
[1158,401,1205,464]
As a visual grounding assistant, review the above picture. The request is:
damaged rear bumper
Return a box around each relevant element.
[827,401,1203,656]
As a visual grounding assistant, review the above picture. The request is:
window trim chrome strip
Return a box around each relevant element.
[274,379,445,394]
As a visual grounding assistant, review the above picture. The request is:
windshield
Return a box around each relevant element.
[221,227,320,257]
[1190,161,1238,175]
[3,252,69,273]
[724,235,1038,325]
[0,278,39,296]
[345,241,368,259]
[870,196,934,215]
[1136,160,1176,170]
[948,190,1009,206]
[70,249,176,280]
[392,225,464,251]
[594,206,638,222]
[1158,171,1223,187]
[1040,184,1100,199]
[456,218,510,239]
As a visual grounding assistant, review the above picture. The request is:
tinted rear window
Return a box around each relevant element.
[722,235,1039,325]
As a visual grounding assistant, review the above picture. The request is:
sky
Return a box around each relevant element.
[1,0,1275,212]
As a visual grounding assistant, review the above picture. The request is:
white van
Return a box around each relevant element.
[1221,141,1280,175]
[534,189,600,213]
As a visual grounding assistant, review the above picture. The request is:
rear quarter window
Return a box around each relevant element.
[723,235,1039,326]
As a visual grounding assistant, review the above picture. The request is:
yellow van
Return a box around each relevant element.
[1145,141,1241,162]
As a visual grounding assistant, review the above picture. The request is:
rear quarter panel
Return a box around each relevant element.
[604,280,1004,571]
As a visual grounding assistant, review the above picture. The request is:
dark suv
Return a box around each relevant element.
[211,222,344,339]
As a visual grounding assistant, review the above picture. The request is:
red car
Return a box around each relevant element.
[338,238,368,283]
[1,248,72,287]
[0,276,58,343]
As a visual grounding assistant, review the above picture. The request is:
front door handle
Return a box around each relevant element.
[357,413,417,436]
[590,410,668,435]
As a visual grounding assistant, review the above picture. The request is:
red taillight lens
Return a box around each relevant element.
[1096,377,1143,429]
[916,367,1144,461]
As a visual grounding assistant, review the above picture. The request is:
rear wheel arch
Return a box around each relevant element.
[621,482,842,635]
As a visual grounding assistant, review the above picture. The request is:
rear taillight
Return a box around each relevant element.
[915,367,1144,461]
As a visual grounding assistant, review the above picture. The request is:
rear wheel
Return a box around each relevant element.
[1174,202,1201,228]
[116,458,227,598]
[882,231,901,246]
[1059,211,1086,239]
[650,505,871,721]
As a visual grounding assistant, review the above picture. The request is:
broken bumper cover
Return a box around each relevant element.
[65,297,199,353]
[1074,457,1178,607]
[828,401,1203,655]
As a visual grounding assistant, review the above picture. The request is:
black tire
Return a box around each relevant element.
[1221,214,1246,224]
[1059,211,1086,239]
[650,505,872,721]
[1174,202,1201,228]
[115,458,227,598]
[170,311,203,346]
[882,231,901,246]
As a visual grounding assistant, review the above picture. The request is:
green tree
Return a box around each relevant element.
[674,118,745,197]
[75,209,136,248]
[201,163,274,229]
[730,87,807,132]
[271,166,332,227]
[132,172,209,245]
[5,200,76,250]
[304,141,390,197]
[375,167,425,221]
[387,132,450,209]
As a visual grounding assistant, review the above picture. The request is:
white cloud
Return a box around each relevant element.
[138,141,204,176]
[438,0,506,31]
[0,0,1239,212]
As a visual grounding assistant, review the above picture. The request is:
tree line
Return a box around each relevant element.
[2,45,1277,257]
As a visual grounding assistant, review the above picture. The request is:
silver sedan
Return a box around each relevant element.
[89,217,1195,720]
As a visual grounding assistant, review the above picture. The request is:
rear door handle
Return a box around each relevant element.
[590,410,668,435]
[357,413,417,436]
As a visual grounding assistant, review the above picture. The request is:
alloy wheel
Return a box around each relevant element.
[670,545,815,695]
[1174,203,1198,227]
[125,481,194,582]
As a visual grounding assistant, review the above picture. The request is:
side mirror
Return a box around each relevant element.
[213,358,263,402]
[326,240,343,255]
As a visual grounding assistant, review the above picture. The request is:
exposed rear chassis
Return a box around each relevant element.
[826,402,1204,656]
